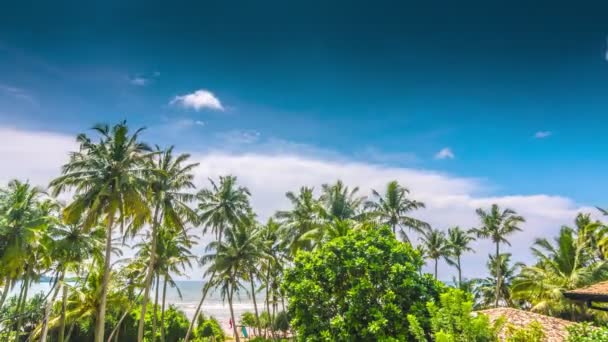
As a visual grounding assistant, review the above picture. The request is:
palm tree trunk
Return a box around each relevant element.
[249,272,261,336]
[41,272,64,341]
[160,276,168,342]
[228,284,240,342]
[138,203,161,342]
[59,281,68,342]
[95,214,115,342]
[457,255,462,287]
[65,321,76,342]
[494,242,501,308]
[264,269,271,339]
[434,259,438,279]
[152,275,160,341]
[184,271,216,342]
[15,274,30,342]
[0,278,11,310]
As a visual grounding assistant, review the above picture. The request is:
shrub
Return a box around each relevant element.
[194,314,225,341]
[283,225,442,341]
[408,288,500,342]
[504,321,544,342]
[566,322,608,341]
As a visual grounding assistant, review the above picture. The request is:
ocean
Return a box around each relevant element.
[10,281,259,330]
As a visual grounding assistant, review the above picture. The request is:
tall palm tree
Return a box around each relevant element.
[471,204,525,307]
[197,175,251,241]
[512,226,608,320]
[39,220,104,342]
[476,253,523,308]
[137,146,198,342]
[318,180,365,222]
[446,226,475,286]
[201,223,265,342]
[419,228,451,279]
[49,121,153,342]
[185,175,252,341]
[365,180,428,242]
[275,187,321,254]
[0,180,55,341]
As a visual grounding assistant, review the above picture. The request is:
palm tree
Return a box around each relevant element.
[275,187,321,254]
[512,226,608,320]
[476,253,523,308]
[471,204,525,307]
[0,180,55,341]
[201,224,265,342]
[185,175,252,341]
[197,175,251,241]
[419,228,451,279]
[39,220,104,342]
[318,180,365,222]
[49,121,153,342]
[365,180,428,242]
[137,146,198,342]
[446,227,475,286]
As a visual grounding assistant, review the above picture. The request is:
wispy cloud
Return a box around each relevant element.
[0,84,34,102]
[171,89,224,111]
[435,147,455,160]
[128,71,160,86]
[216,129,261,144]
[534,131,552,139]
[129,76,149,86]
[175,118,205,128]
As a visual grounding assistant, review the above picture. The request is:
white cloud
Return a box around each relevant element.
[129,76,149,86]
[435,147,455,160]
[171,89,224,111]
[534,131,552,139]
[0,126,595,280]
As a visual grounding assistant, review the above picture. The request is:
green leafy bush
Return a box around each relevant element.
[505,321,544,342]
[566,322,608,341]
[194,314,225,341]
[408,288,500,342]
[283,225,442,341]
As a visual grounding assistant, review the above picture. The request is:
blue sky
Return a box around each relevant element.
[1,0,608,277]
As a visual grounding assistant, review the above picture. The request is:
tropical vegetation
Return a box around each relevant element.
[2,121,608,341]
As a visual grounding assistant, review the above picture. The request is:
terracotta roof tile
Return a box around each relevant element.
[477,307,574,342]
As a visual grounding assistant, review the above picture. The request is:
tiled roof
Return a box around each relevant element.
[478,307,574,342]
[564,281,608,302]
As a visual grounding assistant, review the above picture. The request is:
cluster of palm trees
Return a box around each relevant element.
[2,121,608,342]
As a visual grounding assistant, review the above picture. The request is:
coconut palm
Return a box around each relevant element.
[365,180,428,242]
[137,146,198,342]
[476,253,523,308]
[318,180,365,222]
[471,204,525,307]
[49,121,153,342]
[512,226,608,320]
[197,175,251,242]
[446,226,475,286]
[200,223,266,342]
[39,220,104,342]
[275,187,321,254]
[185,175,252,341]
[134,225,197,341]
[0,180,56,341]
[419,228,451,279]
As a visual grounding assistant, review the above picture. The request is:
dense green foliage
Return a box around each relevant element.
[284,224,441,341]
[566,323,608,341]
[408,289,500,342]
